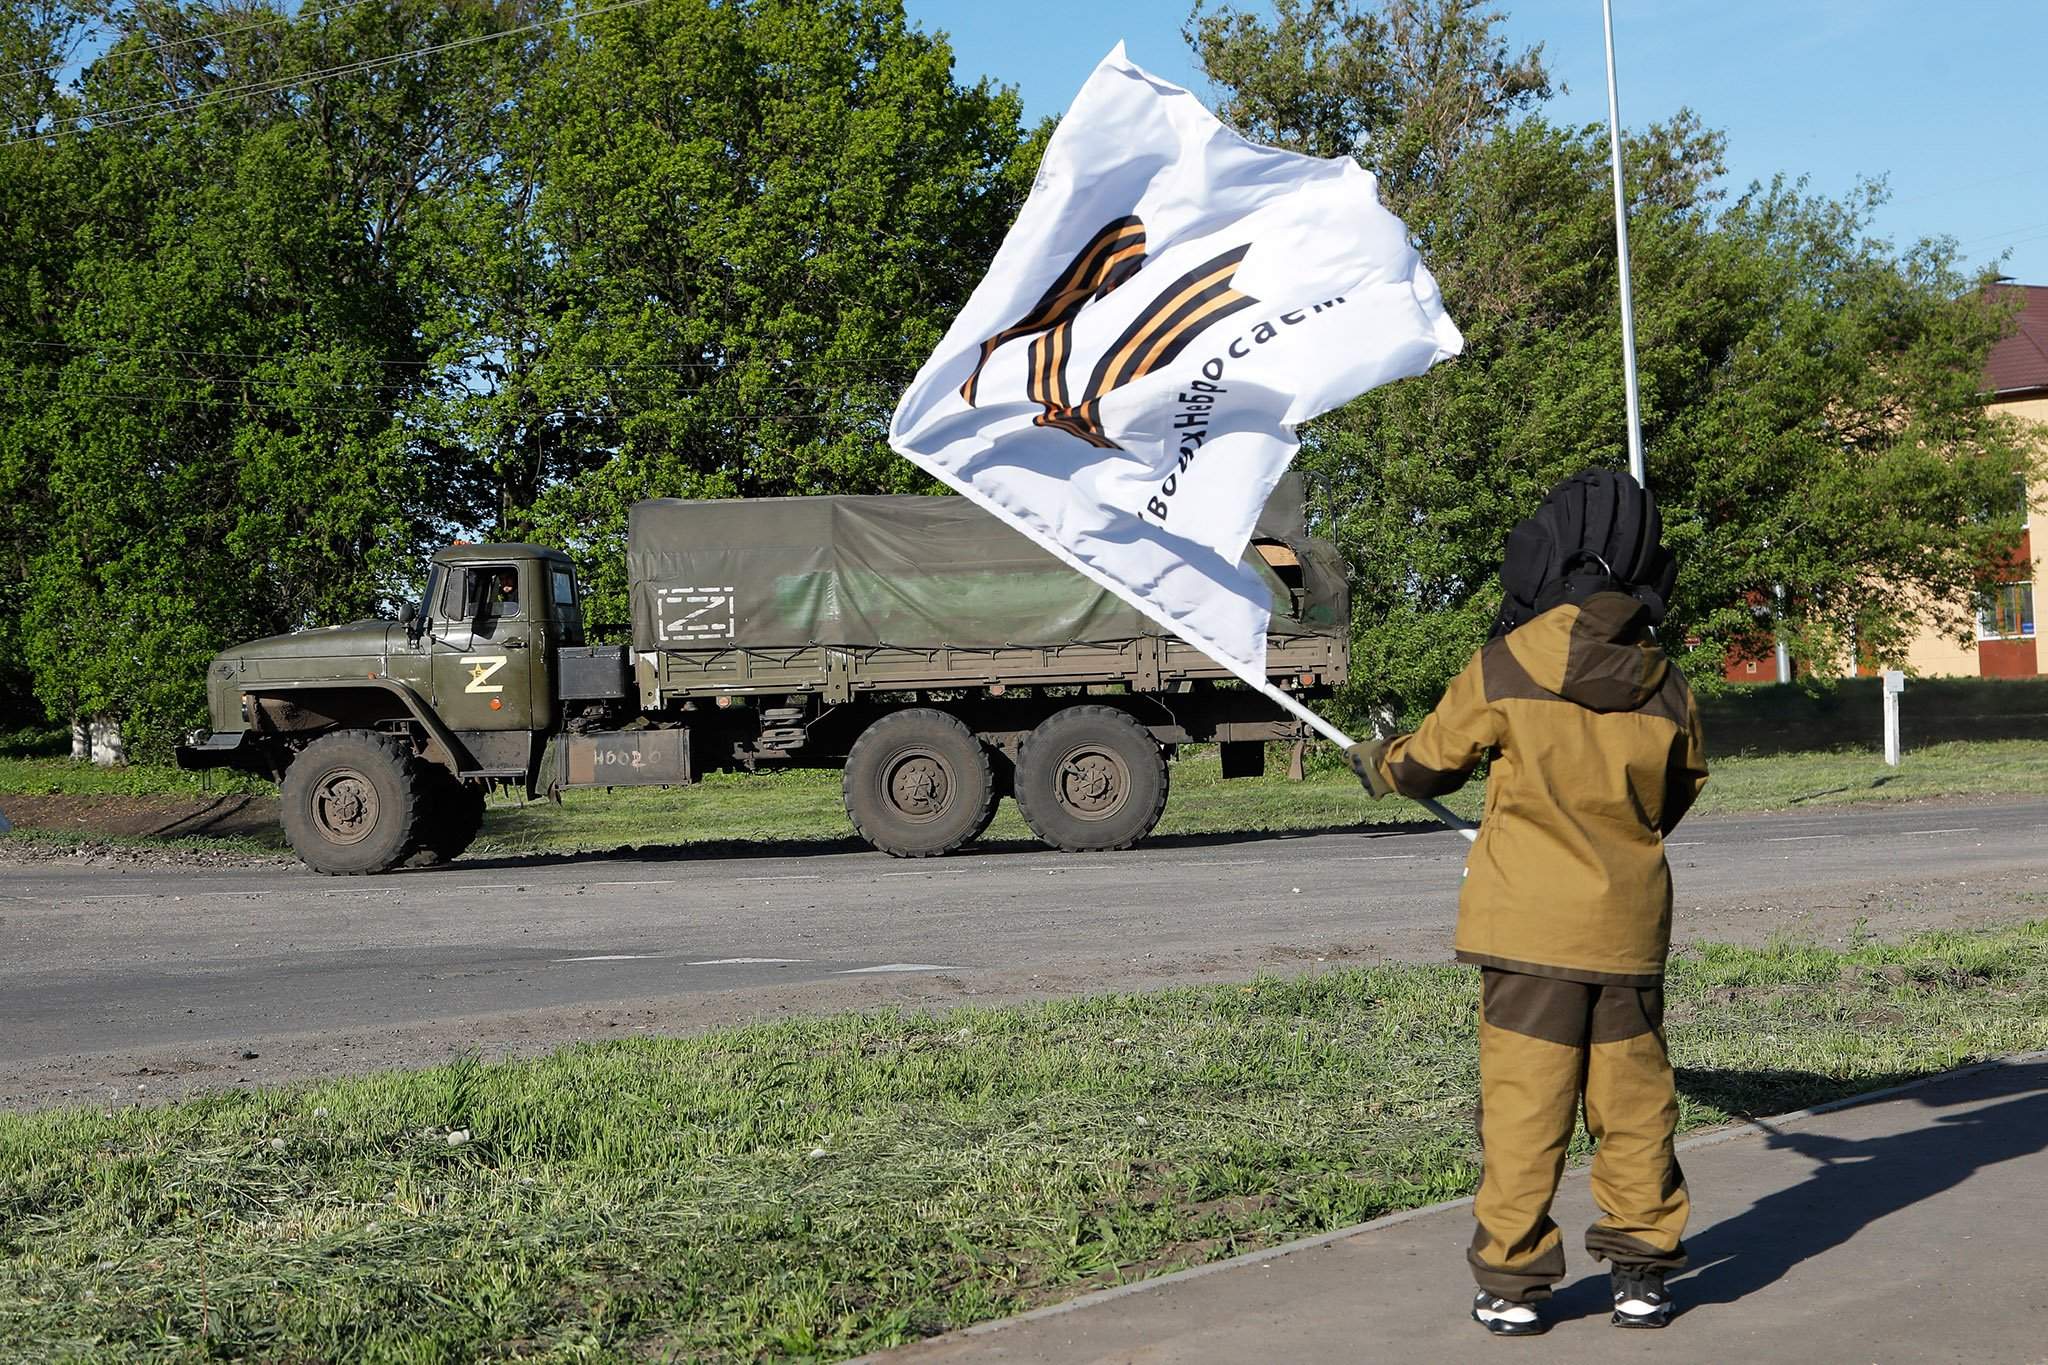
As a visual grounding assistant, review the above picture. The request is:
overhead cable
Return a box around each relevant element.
[4,0,655,148]
[13,1,371,78]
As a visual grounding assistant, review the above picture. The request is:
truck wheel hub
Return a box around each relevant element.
[886,753,950,820]
[312,769,379,845]
[1058,751,1127,816]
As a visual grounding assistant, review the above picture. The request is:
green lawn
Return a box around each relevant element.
[0,724,267,801]
[466,738,2048,859]
[6,737,2046,862]
[3,921,2045,1362]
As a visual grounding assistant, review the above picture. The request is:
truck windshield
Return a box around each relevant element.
[452,566,522,620]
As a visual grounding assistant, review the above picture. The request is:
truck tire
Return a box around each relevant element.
[405,767,487,867]
[1014,706,1168,852]
[964,748,1013,845]
[280,730,427,875]
[842,708,994,857]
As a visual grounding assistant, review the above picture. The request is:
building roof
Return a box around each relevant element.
[1987,283,2048,397]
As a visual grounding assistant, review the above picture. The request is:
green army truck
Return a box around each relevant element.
[176,480,1349,874]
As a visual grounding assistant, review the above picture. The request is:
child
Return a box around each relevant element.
[1349,470,1708,1336]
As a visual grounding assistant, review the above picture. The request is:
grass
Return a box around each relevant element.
[1691,738,2048,812]
[463,749,1490,860]
[0,726,271,800]
[8,737,2046,863]
[3,920,2045,1362]
[467,738,2048,859]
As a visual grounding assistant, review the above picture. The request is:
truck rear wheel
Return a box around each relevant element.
[405,768,487,867]
[843,708,993,858]
[1014,706,1168,852]
[280,730,426,875]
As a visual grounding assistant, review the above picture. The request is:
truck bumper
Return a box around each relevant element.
[175,730,256,772]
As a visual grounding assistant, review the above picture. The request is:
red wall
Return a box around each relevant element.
[1979,637,2039,678]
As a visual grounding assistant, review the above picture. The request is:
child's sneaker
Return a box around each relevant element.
[1610,1266,1675,1328]
[1471,1290,1548,1336]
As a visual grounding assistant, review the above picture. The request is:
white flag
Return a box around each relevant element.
[889,44,1462,684]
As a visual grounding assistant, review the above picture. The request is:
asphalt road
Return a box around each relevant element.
[3,799,2044,1107]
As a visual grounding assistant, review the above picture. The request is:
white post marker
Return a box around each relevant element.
[1602,0,1647,489]
[1882,669,1905,766]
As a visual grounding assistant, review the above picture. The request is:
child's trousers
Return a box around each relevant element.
[1469,967,1690,1303]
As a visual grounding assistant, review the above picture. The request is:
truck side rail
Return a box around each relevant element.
[638,634,1344,705]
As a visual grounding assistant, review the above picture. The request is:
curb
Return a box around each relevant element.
[855,1049,2047,1361]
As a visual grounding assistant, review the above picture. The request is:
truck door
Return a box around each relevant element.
[430,561,537,731]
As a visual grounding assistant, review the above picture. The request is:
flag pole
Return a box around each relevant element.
[1251,677,1478,842]
[1602,0,1648,489]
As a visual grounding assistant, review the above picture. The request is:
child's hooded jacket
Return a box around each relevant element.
[1358,591,1708,985]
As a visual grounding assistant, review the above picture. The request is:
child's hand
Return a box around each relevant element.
[1345,739,1395,799]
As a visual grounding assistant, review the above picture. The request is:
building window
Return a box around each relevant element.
[1979,581,2035,640]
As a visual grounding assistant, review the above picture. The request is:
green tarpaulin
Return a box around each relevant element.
[627,477,1345,653]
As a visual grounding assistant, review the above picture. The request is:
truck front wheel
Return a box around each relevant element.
[842,708,994,858]
[1014,706,1168,852]
[405,767,487,867]
[280,730,427,875]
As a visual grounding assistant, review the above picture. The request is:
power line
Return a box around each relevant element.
[4,0,656,148]
[0,337,930,372]
[40,386,892,423]
[11,365,909,396]
[13,1,370,79]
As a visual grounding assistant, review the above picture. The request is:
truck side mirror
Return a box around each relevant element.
[399,602,419,625]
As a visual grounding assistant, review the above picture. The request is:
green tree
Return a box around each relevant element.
[420,0,1041,629]
[0,0,1043,747]
[0,0,92,728]
[4,0,536,752]
[1191,0,2040,721]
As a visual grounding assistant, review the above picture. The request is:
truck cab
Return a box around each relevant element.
[414,544,584,765]
[177,542,587,872]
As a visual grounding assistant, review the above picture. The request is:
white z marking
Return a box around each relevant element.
[463,655,508,693]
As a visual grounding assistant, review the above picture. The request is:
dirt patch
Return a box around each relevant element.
[0,792,279,839]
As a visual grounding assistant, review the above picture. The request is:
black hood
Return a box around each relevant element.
[1489,469,1678,640]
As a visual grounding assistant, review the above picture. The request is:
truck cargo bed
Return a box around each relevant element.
[626,483,1348,707]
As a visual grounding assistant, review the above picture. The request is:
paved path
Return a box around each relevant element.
[878,1054,2048,1365]
[2,800,2043,1106]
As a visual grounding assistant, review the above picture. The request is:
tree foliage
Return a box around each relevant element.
[2,0,2037,753]
[1,0,1036,750]
[1191,0,2041,720]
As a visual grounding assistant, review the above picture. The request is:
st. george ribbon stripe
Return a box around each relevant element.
[1038,245,1257,446]
[1086,245,1255,396]
[960,215,1146,406]
[962,226,1259,450]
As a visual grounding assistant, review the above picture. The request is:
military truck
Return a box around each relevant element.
[177,480,1348,874]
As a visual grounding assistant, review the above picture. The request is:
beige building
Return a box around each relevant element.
[1895,283,2043,678]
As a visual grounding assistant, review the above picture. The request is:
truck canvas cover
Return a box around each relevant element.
[628,477,1345,653]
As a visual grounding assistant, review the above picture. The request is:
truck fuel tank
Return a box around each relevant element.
[557,727,691,787]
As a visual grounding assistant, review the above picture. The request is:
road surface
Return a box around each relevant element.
[2,799,2042,1108]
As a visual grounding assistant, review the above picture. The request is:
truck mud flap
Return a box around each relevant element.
[557,729,691,787]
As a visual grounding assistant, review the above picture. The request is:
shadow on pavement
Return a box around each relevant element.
[428,818,1452,875]
[1546,1059,2048,1324]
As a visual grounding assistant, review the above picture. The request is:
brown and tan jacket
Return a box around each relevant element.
[1360,593,1709,985]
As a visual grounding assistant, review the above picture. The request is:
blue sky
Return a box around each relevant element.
[905,0,2048,285]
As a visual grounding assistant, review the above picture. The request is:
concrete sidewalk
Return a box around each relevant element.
[879,1054,2048,1365]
